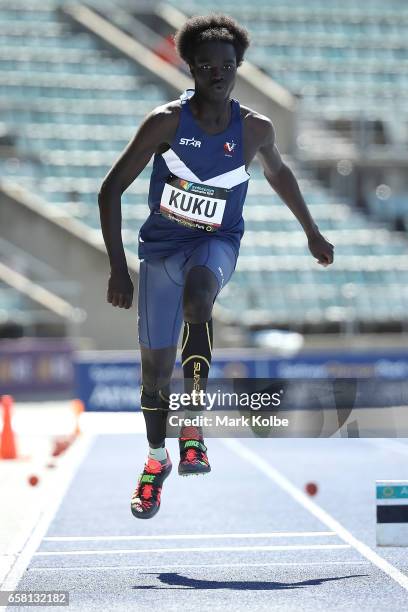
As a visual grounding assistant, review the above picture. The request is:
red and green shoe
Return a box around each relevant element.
[178,427,211,476]
[131,450,172,519]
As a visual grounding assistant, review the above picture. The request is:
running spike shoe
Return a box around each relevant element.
[131,450,172,519]
[178,427,211,476]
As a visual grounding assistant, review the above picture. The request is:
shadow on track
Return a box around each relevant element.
[132,573,367,590]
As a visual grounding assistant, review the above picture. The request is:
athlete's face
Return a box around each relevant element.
[190,41,237,101]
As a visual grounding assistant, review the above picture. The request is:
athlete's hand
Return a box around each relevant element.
[107,269,134,309]
[307,230,334,267]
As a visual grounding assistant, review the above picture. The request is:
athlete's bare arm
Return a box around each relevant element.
[98,103,180,308]
[242,108,334,267]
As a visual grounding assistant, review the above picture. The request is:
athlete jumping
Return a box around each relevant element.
[98,14,334,519]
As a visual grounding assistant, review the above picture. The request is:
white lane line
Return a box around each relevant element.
[43,531,336,542]
[222,438,408,592]
[34,544,350,556]
[1,434,94,591]
[28,560,370,571]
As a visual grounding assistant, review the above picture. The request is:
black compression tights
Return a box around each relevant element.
[141,266,218,447]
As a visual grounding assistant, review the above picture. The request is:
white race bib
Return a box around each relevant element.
[160,175,229,232]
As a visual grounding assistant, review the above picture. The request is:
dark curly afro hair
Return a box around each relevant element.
[174,13,250,67]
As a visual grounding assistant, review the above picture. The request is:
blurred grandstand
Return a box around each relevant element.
[1,0,408,350]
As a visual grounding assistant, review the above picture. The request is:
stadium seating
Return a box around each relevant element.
[367,192,408,231]
[169,0,408,118]
[0,237,79,335]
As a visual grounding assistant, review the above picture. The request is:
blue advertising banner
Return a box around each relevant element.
[0,338,74,398]
[74,356,141,412]
[74,349,408,412]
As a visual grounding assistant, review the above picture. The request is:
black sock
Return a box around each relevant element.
[140,387,169,447]
[181,319,213,436]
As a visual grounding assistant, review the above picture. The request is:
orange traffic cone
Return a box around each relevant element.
[1,395,18,460]
[71,399,84,437]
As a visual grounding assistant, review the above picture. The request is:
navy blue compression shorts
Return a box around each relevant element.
[138,239,237,349]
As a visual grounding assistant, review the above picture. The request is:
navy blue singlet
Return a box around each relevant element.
[138,89,250,261]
